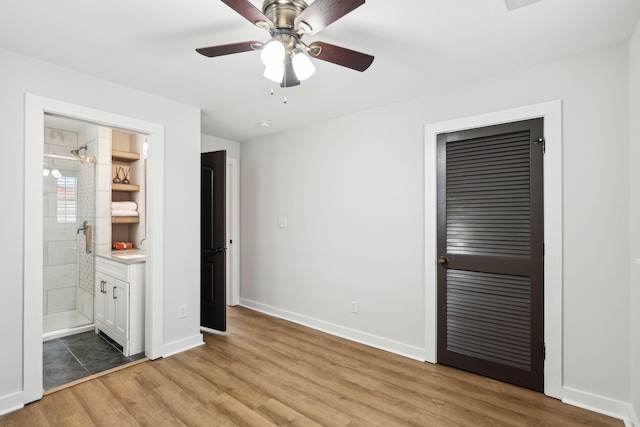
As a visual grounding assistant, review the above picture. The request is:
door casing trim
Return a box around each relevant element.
[424,100,562,399]
[24,94,165,404]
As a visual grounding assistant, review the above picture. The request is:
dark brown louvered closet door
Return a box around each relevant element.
[436,118,544,392]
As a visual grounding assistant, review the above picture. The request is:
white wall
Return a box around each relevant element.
[240,44,632,414]
[202,134,240,158]
[629,18,640,426]
[0,48,202,411]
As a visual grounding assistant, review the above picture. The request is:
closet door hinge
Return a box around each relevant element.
[534,137,546,154]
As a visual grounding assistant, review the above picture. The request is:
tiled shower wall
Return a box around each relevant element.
[75,132,98,321]
[43,127,79,316]
[95,126,112,255]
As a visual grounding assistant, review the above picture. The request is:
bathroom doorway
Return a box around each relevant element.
[24,94,166,404]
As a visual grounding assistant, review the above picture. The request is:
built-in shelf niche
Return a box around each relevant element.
[112,183,140,192]
[111,129,146,246]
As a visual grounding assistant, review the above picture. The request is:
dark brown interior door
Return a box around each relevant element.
[437,118,544,392]
[201,150,226,331]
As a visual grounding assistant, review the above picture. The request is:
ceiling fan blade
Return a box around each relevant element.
[295,0,365,35]
[309,42,374,72]
[281,59,301,88]
[196,41,262,58]
[220,0,273,29]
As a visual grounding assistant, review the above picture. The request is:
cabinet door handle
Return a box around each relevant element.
[100,280,105,293]
[113,286,117,299]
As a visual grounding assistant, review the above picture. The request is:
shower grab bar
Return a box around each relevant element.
[77,221,92,254]
[85,225,92,254]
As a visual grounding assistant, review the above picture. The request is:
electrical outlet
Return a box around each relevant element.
[351,301,358,314]
[179,305,187,318]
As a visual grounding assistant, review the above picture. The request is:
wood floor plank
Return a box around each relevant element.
[69,378,139,426]
[0,306,623,426]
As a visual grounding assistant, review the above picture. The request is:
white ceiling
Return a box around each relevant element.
[2,0,639,142]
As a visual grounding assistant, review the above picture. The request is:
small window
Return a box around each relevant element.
[56,176,77,223]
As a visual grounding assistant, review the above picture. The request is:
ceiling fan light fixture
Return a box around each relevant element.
[264,63,285,83]
[261,39,286,67]
[291,49,315,81]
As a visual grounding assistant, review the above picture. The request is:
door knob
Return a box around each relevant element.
[438,256,448,266]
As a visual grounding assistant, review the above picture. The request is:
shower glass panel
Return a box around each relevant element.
[43,126,96,340]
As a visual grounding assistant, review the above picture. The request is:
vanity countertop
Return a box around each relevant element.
[97,250,146,265]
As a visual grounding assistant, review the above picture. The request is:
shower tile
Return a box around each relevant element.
[44,129,78,148]
[98,136,112,164]
[44,264,77,290]
[43,292,48,316]
[75,288,84,315]
[98,127,111,139]
[83,290,94,318]
[47,287,76,314]
[43,194,50,217]
[97,190,111,218]
[83,126,99,142]
[48,142,78,156]
[43,219,77,243]
[97,217,112,245]
[97,163,112,192]
[95,243,111,255]
[43,242,49,266]
[43,178,56,194]
[47,240,78,265]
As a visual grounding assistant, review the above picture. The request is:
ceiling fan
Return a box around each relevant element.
[196,0,374,87]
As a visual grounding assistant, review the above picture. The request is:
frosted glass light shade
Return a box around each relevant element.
[264,63,285,83]
[42,168,50,177]
[261,40,286,67]
[51,168,62,178]
[292,51,315,81]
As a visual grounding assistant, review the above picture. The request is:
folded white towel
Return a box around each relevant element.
[111,210,139,217]
[111,201,138,211]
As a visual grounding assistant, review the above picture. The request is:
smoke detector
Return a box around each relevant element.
[505,0,542,11]
[258,121,271,129]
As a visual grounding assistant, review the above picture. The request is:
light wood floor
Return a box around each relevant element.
[2,306,622,426]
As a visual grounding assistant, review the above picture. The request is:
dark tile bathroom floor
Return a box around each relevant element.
[43,331,145,390]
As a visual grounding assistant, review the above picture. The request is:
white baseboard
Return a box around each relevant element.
[239,299,425,361]
[162,333,204,358]
[562,386,629,425]
[0,391,24,416]
[200,326,228,336]
[628,404,639,427]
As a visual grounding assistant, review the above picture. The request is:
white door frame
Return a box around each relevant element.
[424,100,563,399]
[24,94,165,404]
[226,157,240,306]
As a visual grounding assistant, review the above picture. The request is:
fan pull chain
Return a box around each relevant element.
[270,84,274,96]
[283,97,287,104]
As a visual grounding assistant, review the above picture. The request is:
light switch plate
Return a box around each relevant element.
[278,217,288,228]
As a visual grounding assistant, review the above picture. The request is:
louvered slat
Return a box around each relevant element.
[446,130,530,258]
[445,269,532,370]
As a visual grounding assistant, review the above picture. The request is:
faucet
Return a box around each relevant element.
[77,220,89,235]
